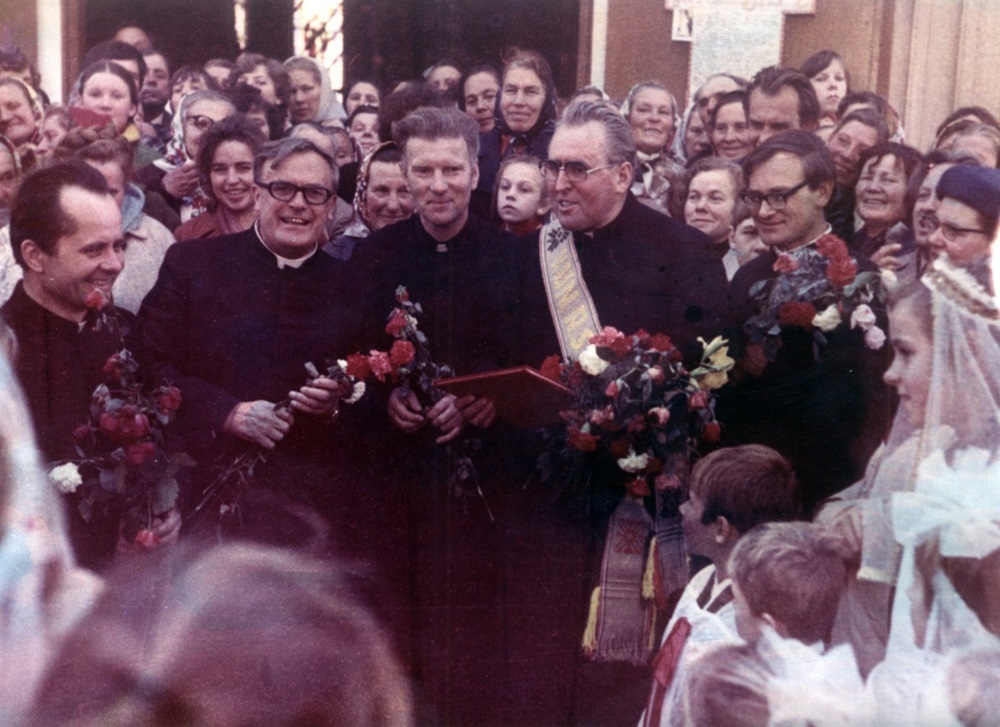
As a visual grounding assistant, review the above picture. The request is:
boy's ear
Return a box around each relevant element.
[713,515,737,545]
[761,612,789,639]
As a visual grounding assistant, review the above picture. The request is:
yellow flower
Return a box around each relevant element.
[692,336,735,390]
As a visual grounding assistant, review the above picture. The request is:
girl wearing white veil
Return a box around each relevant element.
[0,323,102,724]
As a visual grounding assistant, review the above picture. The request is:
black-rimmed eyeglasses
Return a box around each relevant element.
[255,181,335,205]
[935,221,990,241]
[740,180,810,211]
[539,160,616,184]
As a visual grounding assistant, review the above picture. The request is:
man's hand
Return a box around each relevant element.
[223,400,294,449]
[388,387,425,432]
[455,395,497,429]
[427,394,465,444]
[289,375,340,416]
[115,505,182,558]
[162,161,199,199]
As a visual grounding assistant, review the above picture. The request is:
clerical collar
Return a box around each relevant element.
[636,150,662,164]
[254,221,319,268]
[783,223,833,254]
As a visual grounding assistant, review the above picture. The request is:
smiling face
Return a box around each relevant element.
[348,111,379,158]
[0,82,37,146]
[684,169,738,243]
[747,152,831,251]
[24,187,124,322]
[627,87,675,155]
[254,151,336,258]
[912,162,954,251]
[810,59,847,119]
[209,140,256,215]
[501,66,545,134]
[345,82,379,116]
[855,154,907,236]
[463,71,499,133]
[238,65,278,105]
[81,71,136,134]
[365,160,412,231]
[288,68,322,124]
[711,101,751,160]
[883,300,933,429]
[404,135,478,241]
[496,161,547,227]
[546,122,632,233]
[826,120,880,186]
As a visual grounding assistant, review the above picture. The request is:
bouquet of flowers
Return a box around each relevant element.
[745,233,886,361]
[540,327,733,498]
[47,291,185,546]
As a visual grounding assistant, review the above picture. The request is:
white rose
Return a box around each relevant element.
[850,304,877,331]
[337,359,348,370]
[578,345,609,376]
[812,305,842,333]
[864,326,887,350]
[346,381,366,404]
[49,463,82,494]
[617,450,650,474]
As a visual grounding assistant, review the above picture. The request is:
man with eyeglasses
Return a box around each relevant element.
[140,137,379,551]
[722,130,890,510]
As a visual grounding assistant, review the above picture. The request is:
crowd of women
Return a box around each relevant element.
[0,21,998,726]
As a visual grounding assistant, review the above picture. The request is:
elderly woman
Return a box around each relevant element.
[174,114,266,242]
[621,81,684,217]
[460,64,501,134]
[682,157,747,280]
[852,142,921,266]
[0,77,41,160]
[283,55,344,126]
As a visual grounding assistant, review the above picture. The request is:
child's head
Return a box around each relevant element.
[729,522,848,645]
[494,154,550,231]
[681,445,801,562]
[685,643,771,727]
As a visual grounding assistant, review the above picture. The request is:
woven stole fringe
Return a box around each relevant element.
[539,218,602,361]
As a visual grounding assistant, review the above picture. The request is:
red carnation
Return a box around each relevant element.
[155,386,182,416]
[385,309,408,337]
[367,350,393,382]
[648,333,674,353]
[540,354,563,383]
[816,233,849,260]
[590,326,631,358]
[633,329,652,348]
[826,256,859,289]
[778,301,817,329]
[117,409,150,443]
[567,426,599,452]
[772,253,800,274]
[84,289,108,311]
[345,353,371,380]
[625,478,651,498]
[702,421,721,443]
[389,339,416,368]
[125,441,156,465]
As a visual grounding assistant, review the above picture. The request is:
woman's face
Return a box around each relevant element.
[366,160,413,231]
[710,101,751,160]
[345,82,379,116]
[855,154,907,235]
[684,169,737,243]
[0,83,38,146]
[348,111,379,157]
[288,68,322,124]
[912,162,954,250]
[500,67,545,134]
[463,72,499,133]
[183,99,233,160]
[685,114,710,158]
[627,87,675,155]
[81,72,136,134]
[810,59,847,118]
[239,65,278,105]
[210,140,256,215]
[171,75,206,113]
[883,302,933,428]
[0,147,17,211]
[496,161,547,227]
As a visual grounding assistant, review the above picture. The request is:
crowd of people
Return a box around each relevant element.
[0,20,998,726]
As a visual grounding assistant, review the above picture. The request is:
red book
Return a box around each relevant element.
[434,366,573,429]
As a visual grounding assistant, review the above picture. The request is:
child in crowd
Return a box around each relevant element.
[494,154,551,235]
[638,444,801,727]
[684,522,861,727]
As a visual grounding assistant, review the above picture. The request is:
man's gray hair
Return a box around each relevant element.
[392,107,479,162]
[558,100,637,169]
[253,137,338,193]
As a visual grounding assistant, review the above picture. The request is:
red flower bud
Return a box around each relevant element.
[84,289,108,311]
[134,529,160,548]
[702,421,721,443]
[605,381,619,398]
[688,390,710,410]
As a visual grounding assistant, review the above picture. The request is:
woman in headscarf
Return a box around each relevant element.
[283,55,345,126]
[0,77,41,165]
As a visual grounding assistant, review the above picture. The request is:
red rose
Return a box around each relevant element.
[816,233,849,260]
[625,478,651,497]
[702,421,721,443]
[605,381,619,398]
[826,256,859,289]
[648,333,674,353]
[134,529,160,548]
[125,441,156,465]
[688,390,710,410]
[102,354,125,380]
[389,339,416,368]
[155,386,182,416]
[609,439,630,458]
[367,350,392,382]
[540,354,563,383]
[778,301,817,329]
[567,426,599,452]
[345,353,371,380]
[772,253,800,274]
[385,309,409,337]
[84,289,108,311]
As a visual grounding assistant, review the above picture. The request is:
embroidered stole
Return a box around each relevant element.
[538,218,602,360]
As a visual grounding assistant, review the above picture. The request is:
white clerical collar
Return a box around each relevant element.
[254,221,319,269]
[785,224,833,253]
